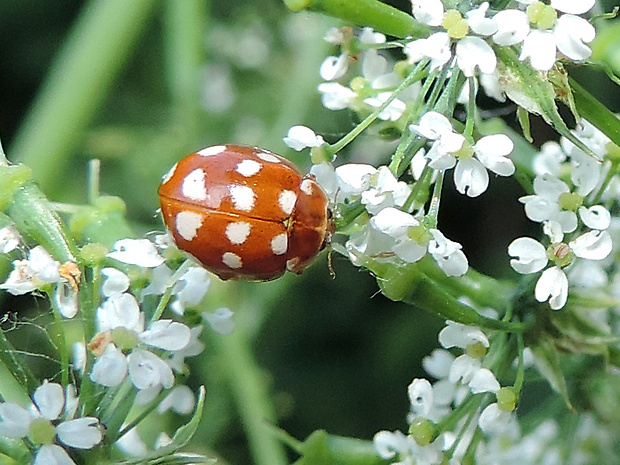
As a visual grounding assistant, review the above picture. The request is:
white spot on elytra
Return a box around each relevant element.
[236,159,262,177]
[225,221,252,245]
[300,179,314,196]
[198,145,226,157]
[271,233,288,255]
[278,190,297,216]
[182,169,207,201]
[175,211,204,241]
[222,252,242,269]
[229,185,256,212]
[256,150,281,163]
[161,163,178,184]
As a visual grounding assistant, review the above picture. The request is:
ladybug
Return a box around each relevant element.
[158,144,332,281]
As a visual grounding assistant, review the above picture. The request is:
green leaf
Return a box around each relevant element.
[569,78,620,151]
[108,387,212,465]
[530,338,573,409]
[293,430,389,465]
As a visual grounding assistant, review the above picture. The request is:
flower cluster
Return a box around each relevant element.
[0,232,231,463]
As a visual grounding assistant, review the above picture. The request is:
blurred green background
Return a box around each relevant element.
[1,1,620,463]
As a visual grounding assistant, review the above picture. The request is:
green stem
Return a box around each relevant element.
[282,0,429,39]
[10,0,158,191]
[329,62,427,156]
[367,259,525,332]
[151,259,193,322]
[51,303,69,387]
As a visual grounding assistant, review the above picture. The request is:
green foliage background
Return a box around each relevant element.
[1,1,619,463]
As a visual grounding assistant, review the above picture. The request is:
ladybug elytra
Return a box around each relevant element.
[158,144,332,281]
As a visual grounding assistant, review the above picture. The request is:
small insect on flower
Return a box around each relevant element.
[158,145,333,281]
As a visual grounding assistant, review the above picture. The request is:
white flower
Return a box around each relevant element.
[170,266,211,315]
[361,167,412,214]
[428,229,469,277]
[283,125,326,151]
[320,54,349,81]
[408,378,434,418]
[317,82,357,110]
[0,226,20,253]
[0,382,103,465]
[411,111,514,197]
[519,172,604,233]
[1,246,61,295]
[508,222,613,309]
[202,307,235,335]
[101,267,130,297]
[411,0,444,26]
[363,92,407,121]
[107,238,165,268]
[90,291,192,390]
[478,403,517,436]
[158,385,196,415]
[517,6,596,71]
[438,321,489,349]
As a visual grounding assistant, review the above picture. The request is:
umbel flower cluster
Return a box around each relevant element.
[282,0,620,463]
[0,0,619,464]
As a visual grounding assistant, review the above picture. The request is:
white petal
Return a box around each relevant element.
[508,237,548,274]
[310,163,338,199]
[364,93,406,121]
[34,381,65,421]
[127,349,175,390]
[439,321,489,349]
[466,3,498,36]
[362,49,388,82]
[97,292,141,332]
[115,428,148,457]
[478,403,512,435]
[550,0,595,14]
[428,230,469,276]
[158,385,195,415]
[520,30,557,71]
[411,111,454,140]
[535,267,569,310]
[448,354,481,384]
[34,444,76,465]
[90,346,128,387]
[456,36,497,77]
[412,0,444,26]
[335,164,377,196]
[408,378,434,418]
[422,349,455,379]
[101,268,130,297]
[319,54,349,81]
[543,220,565,243]
[570,230,613,260]
[317,82,357,110]
[454,158,489,197]
[469,368,500,394]
[371,207,418,238]
[140,320,191,351]
[579,206,611,230]
[359,27,386,44]
[492,10,529,46]
[392,240,427,263]
[474,134,515,176]
[56,417,103,449]
[55,284,79,319]
[554,15,595,61]
[0,403,31,438]
[283,125,325,151]
[203,307,235,335]
[107,239,165,268]
[373,430,411,458]
[0,226,21,253]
